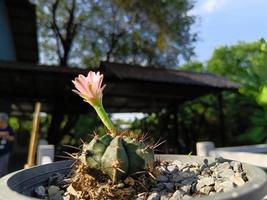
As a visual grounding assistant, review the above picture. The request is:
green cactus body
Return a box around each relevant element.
[143,148,155,170]
[81,134,112,169]
[80,134,154,182]
[123,137,146,174]
[101,136,129,181]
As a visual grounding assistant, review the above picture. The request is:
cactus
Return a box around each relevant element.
[73,71,155,182]
[79,134,154,182]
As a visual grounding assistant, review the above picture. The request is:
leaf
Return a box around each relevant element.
[257,85,267,106]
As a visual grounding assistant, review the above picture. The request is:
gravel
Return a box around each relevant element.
[33,157,248,200]
[143,157,248,200]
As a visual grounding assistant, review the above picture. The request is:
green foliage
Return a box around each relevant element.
[34,0,197,68]
[9,117,20,132]
[206,39,267,143]
[238,109,267,143]
[178,61,205,72]
[74,113,102,138]
[207,39,267,101]
[257,85,267,105]
[65,113,107,146]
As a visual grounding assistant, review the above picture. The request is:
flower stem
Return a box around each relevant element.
[94,103,116,137]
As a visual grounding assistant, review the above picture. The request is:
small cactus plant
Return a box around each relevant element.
[72,71,155,182]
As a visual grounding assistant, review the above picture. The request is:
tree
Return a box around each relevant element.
[179,61,204,72]
[206,39,267,143]
[34,0,197,68]
[207,39,267,102]
[174,40,267,146]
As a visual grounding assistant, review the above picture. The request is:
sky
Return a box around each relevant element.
[191,0,267,62]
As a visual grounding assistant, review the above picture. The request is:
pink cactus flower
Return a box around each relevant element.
[72,71,106,106]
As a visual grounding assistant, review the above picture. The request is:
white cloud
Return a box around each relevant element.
[190,0,226,15]
[202,0,226,13]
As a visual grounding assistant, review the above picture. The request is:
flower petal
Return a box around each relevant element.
[72,71,105,106]
[73,78,88,94]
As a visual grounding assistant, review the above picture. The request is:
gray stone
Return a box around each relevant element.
[200,177,215,186]
[230,161,242,173]
[173,160,185,170]
[181,166,190,172]
[183,194,192,200]
[169,190,183,200]
[196,181,205,191]
[172,174,183,183]
[239,171,248,181]
[215,157,227,163]
[147,192,160,200]
[164,182,174,192]
[215,180,234,192]
[200,164,208,171]
[181,178,197,186]
[160,193,172,200]
[136,197,146,200]
[180,185,191,194]
[49,173,65,186]
[151,188,160,192]
[180,172,196,179]
[217,169,235,178]
[209,191,216,196]
[175,182,182,188]
[34,186,46,198]
[50,192,64,200]
[201,168,212,176]
[199,186,213,194]
[158,166,169,174]
[209,165,217,172]
[48,185,60,197]
[157,175,169,182]
[191,162,200,168]
[63,194,71,200]
[167,165,178,173]
[137,192,146,198]
[216,162,231,171]
[157,183,166,191]
[190,182,197,193]
[230,176,246,186]
[208,162,217,168]
[149,159,248,200]
[189,167,200,175]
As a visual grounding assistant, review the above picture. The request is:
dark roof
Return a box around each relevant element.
[5,0,38,63]
[100,62,239,90]
[0,60,239,114]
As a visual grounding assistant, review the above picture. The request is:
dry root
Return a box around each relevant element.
[65,161,157,200]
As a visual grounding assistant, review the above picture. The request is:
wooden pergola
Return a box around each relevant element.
[0,60,239,114]
[0,60,239,146]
